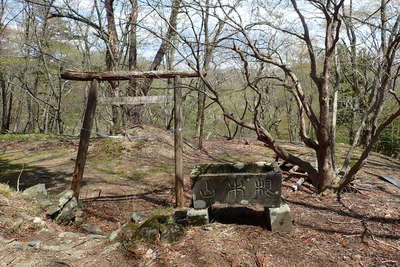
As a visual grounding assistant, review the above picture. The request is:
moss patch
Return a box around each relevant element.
[120,215,185,247]
[151,163,174,174]
[125,170,147,180]
[0,149,70,191]
[90,139,132,159]
[0,184,15,197]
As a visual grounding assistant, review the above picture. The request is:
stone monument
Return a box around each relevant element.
[189,162,292,232]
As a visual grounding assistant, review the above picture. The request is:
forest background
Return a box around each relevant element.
[1,0,400,191]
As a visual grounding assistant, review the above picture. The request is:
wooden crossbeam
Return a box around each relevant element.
[98,96,172,105]
[61,69,201,81]
[66,70,188,207]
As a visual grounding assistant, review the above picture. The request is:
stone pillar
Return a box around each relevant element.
[174,208,209,226]
[265,204,293,232]
[186,208,209,226]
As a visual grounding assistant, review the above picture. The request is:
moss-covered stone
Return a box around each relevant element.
[186,208,209,226]
[120,215,185,245]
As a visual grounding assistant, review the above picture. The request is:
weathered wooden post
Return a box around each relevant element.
[174,75,184,207]
[71,80,98,200]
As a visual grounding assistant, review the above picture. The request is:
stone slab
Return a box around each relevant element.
[191,163,281,209]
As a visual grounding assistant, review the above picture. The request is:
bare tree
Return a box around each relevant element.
[178,0,400,193]
[47,0,182,129]
[339,0,400,188]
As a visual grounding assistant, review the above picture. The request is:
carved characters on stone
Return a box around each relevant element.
[191,163,282,208]
[255,178,274,198]
[199,180,215,199]
[227,178,246,201]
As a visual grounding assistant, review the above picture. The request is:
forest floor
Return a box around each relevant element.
[0,125,399,267]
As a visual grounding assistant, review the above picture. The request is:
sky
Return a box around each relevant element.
[3,0,398,70]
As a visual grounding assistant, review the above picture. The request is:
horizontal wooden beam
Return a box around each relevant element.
[61,70,201,81]
[98,96,173,105]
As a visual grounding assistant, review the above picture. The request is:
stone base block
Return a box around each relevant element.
[187,208,209,226]
[265,204,293,232]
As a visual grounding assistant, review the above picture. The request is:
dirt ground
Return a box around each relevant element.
[0,126,399,266]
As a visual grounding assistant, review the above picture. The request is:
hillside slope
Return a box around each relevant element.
[0,127,399,266]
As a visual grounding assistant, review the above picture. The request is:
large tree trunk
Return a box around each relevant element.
[316,75,336,190]
[314,77,337,190]
[105,0,122,134]
[312,9,342,191]
[124,0,141,125]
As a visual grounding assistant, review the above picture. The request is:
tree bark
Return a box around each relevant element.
[104,0,122,135]
[125,0,141,125]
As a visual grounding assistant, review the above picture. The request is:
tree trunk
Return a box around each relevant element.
[105,0,122,134]
[196,89,206,148]
[0,73,10,133]
[196,0,211,149]
[315,76,336,191]
[331,48,340,170]
[6,90,12,132]
[1,74,7,133]
[166,32,177,129]
[139,0,181,96]
[125,0,141,125]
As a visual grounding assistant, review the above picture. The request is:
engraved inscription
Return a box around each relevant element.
[191,163,282,208]
[227,179,246,200]
[200,181,215,199]
[255,178,274,198]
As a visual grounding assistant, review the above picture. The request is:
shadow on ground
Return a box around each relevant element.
[286,199,400,240]
[81,187,173,206]
[0,157,73,192]
[210,207,267,227]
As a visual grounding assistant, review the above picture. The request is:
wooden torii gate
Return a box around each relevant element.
[61,69,201,207]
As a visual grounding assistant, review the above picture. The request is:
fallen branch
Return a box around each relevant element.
[16,164,25,192]
[291,177,306,191]
[327,218,359,224]
[282,170,308,177]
